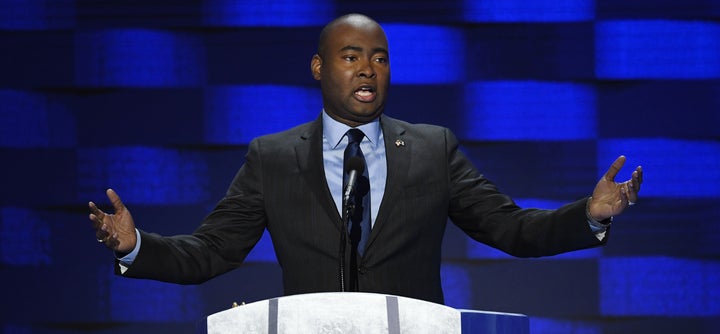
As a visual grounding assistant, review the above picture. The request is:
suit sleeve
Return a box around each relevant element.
[445,129,605,257]
[118,139,268,283]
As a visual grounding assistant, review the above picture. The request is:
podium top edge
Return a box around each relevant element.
[457,309,528,318]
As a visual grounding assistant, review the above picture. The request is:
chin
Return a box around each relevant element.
[354,109,383,120]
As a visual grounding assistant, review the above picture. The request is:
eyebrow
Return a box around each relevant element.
[339,45,388,54]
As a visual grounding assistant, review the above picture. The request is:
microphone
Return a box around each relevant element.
[343,156,365,207]
[339,156,365,292]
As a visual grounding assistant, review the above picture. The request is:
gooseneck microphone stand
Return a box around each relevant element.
[339,198,356,292]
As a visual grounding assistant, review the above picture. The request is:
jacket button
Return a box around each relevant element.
[358,266,367,275]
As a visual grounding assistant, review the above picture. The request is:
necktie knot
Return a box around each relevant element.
[346,128,365,146]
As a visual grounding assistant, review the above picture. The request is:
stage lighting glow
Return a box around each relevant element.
[596,20,720,78]
[464,81,596,140]
[204,85,320,144]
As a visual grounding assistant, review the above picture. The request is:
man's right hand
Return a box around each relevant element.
[89,189,137,253]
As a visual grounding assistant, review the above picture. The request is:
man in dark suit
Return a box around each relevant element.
[89,13,643,305]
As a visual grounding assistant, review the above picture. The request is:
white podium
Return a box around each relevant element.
[197,292,528,334]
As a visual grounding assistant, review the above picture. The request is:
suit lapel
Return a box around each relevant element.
[295,115,344,231]
[365,115,410,249]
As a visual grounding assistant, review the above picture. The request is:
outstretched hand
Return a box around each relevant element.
[88,189,137,253]
[588,155,643,221]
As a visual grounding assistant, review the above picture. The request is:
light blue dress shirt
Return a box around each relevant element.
[321,110,387,226]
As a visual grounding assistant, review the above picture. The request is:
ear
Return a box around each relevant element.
[311,54,322,81]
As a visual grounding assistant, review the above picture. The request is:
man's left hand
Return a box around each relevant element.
[588,155,643,221]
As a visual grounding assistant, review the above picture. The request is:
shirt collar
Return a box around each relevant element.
[322,110,381,149]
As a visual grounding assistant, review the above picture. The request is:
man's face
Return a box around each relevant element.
[312,21,390,127]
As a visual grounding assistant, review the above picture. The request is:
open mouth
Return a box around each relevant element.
[354,85,376,102]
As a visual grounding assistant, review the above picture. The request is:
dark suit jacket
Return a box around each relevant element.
[120,114,606,304]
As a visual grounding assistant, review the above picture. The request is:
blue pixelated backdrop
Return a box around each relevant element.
[1,0,719,333]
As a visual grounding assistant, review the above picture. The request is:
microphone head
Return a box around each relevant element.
[344,156,365,174]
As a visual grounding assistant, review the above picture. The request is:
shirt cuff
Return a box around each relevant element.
[116,229,141,274]
[586,198,612,241]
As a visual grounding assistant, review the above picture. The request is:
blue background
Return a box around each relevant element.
[1,0,719,333]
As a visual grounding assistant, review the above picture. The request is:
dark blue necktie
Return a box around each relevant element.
[343,128,371,257]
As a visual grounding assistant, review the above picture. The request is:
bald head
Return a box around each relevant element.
[317,14,386,59]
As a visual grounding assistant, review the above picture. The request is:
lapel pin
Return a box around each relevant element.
[395,139,405,147]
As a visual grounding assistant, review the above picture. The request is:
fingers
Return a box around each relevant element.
[106,188,125,214]
[89,205,109,240]
[88,202,105,231]
[634,165,643,186]
[88,201,104,220]
[621,182,631,203]
[603,155,626,182]
[629,170,640,192]
[98,228,112,243]
[89,190,119,244]
[627,165,643,196]
[91,215,117,246]
[104,233,121,249]
[90,211,118,245]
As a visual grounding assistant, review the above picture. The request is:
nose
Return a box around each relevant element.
[357,58,376,79]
